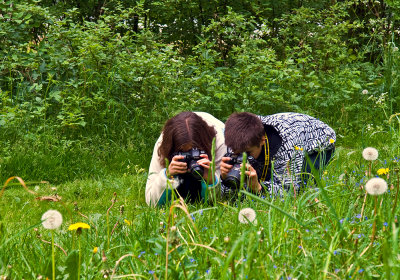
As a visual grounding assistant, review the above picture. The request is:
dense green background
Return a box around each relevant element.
[0,0,399,182]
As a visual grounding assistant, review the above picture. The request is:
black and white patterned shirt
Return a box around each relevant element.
[222,113,336,196]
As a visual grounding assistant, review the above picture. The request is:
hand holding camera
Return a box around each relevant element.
[221,153,262,192]
[170,148,211,182]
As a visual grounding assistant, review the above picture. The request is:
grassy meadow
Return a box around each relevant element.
[1,119,400,279]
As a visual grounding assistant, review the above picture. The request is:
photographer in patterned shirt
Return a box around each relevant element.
[220,112,336,196]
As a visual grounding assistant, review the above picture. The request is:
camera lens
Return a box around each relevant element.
[188,160,204,180]
[224,165,241,189]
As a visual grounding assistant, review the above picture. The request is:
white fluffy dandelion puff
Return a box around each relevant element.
[238,208,257,224]
[365,177,388,195]
[41,210,63,230]
[362,147,378,161]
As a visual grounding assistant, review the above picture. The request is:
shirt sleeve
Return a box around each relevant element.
[145,135,181,206]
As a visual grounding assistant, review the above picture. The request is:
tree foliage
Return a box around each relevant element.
[0,0,399,180]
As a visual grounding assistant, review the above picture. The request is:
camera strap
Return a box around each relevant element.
[260,133,270,182]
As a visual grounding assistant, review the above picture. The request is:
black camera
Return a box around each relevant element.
[172,148,206,180]
[223,153,255,189]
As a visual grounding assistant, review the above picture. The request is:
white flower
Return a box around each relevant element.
[362,89,368,95]
[362,147,378,161]
[41,210,63,230]
[365,177,388,195]
[238,208,257,224]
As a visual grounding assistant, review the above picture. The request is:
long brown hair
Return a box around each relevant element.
[158,112,217,167]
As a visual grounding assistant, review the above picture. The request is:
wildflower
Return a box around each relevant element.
[365,177,388,195]
[68,222,90,231]
[362,89,368,95]
[224,236,230,243]
[41,210,63,230]
[93,247,98,254]
[294,146,303,151]
[124,219,131,226]
[362,147,378,161]
[238,208,257,224]
[377,168,389,176]
[329,138,335,144]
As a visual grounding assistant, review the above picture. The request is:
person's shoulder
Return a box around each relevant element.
[194,112,224,125]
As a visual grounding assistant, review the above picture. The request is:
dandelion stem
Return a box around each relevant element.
[51,231,55,280]
[371,196,378,244]
[368,162,372,177]
[78,237,81,280]
[392,168,400,216]
[360,190,368,221]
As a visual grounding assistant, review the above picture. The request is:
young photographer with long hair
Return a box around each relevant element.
[146,112,226,206]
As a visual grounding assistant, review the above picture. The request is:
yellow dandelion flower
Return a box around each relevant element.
[68,222,90,231]
[377,168,390,176]
[124,219,131,226]
[93,247,98,254]
[329,138,335,144]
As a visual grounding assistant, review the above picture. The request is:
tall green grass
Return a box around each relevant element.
[1,141,400,279]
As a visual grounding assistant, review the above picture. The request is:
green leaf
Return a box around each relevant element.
[65,250,79,280]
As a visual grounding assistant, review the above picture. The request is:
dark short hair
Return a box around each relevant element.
[224,112,264,152]
[158,112,217,166]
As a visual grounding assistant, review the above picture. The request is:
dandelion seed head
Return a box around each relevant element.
[362,89,369,95]
[238,208,257,224]
[362,147,378,161]
[365,177,388,195]
[41,210,63,230]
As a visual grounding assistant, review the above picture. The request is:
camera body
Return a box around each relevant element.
[172,148,206,180]
[224,153,256,189]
